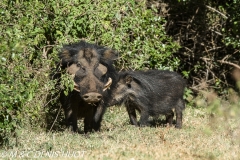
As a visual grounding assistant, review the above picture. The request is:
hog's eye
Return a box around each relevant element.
[75,68,86,80]
[76,63,81,67]
[81,67,86,71]
[77,63,86,71]
[127,84,131,88]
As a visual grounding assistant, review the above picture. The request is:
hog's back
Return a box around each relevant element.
[129,70,185,115]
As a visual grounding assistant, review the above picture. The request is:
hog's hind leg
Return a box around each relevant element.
[126,104,138,126]
[175,99,185,129]
[165,110,174,127]
[138,110,150,127]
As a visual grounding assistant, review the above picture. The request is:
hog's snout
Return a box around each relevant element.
[82,92,102,103]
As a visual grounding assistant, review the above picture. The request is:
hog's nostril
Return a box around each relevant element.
[82,92,102,103]
[83,95,89,99]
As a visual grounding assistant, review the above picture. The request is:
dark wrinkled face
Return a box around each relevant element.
[67,48,112,104]
[110,75,136,106]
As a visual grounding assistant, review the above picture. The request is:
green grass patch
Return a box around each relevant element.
[1,106,239,160]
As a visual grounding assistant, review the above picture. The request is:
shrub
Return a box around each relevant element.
[0,0,179,146]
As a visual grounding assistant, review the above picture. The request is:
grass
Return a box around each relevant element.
[1,106,240,160]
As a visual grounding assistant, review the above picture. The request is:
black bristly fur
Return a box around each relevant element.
[109,70,186,128]
[58,41,118,133]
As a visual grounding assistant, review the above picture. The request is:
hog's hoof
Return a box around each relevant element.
[175,125,182,129]
[138,122,150,127]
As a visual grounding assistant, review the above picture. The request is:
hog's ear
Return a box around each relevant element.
[66,64,79,75]
[59,49,72,66]
[102,49,118,60]
[125,75,133,84]
[96,64,108,75]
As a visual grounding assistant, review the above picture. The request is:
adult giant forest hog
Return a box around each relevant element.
[109,70,186,128]
[59,41,118,133]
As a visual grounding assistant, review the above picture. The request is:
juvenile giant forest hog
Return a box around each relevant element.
[109,70,186,128]
[59,41,118,133]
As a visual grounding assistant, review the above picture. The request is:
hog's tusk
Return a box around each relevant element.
[70,74,75,78]
[73,83,80,92]
[103,77,112,91]
[71,74,80,92]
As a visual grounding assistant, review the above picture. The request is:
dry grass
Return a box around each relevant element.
[1,105,240,160]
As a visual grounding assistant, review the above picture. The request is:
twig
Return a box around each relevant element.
[211,29,222,36]
[201,57,217,80]
[204,47,222,53]
[44,94,60,108]
[190,79,213,91]
[200,57,211,61]
[42,45,54,59]
[218,60,240,70]
[221,54,231,61]
[206,5,228,19]
[233,50,240,54]
[187,7,199,30]
[184,46,193,53]
[49,105,62,133]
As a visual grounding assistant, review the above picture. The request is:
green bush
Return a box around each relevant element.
[223,0,240,48]
[0,0,179,146]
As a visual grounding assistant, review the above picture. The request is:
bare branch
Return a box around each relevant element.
[211,29,222,36]
[221,55,231,61]
[187,7,199,30]
[42,45,55,59]
[204,47,222,53]
[218,60,240,70]
[49,105,62,133]
[206,5,228,19]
